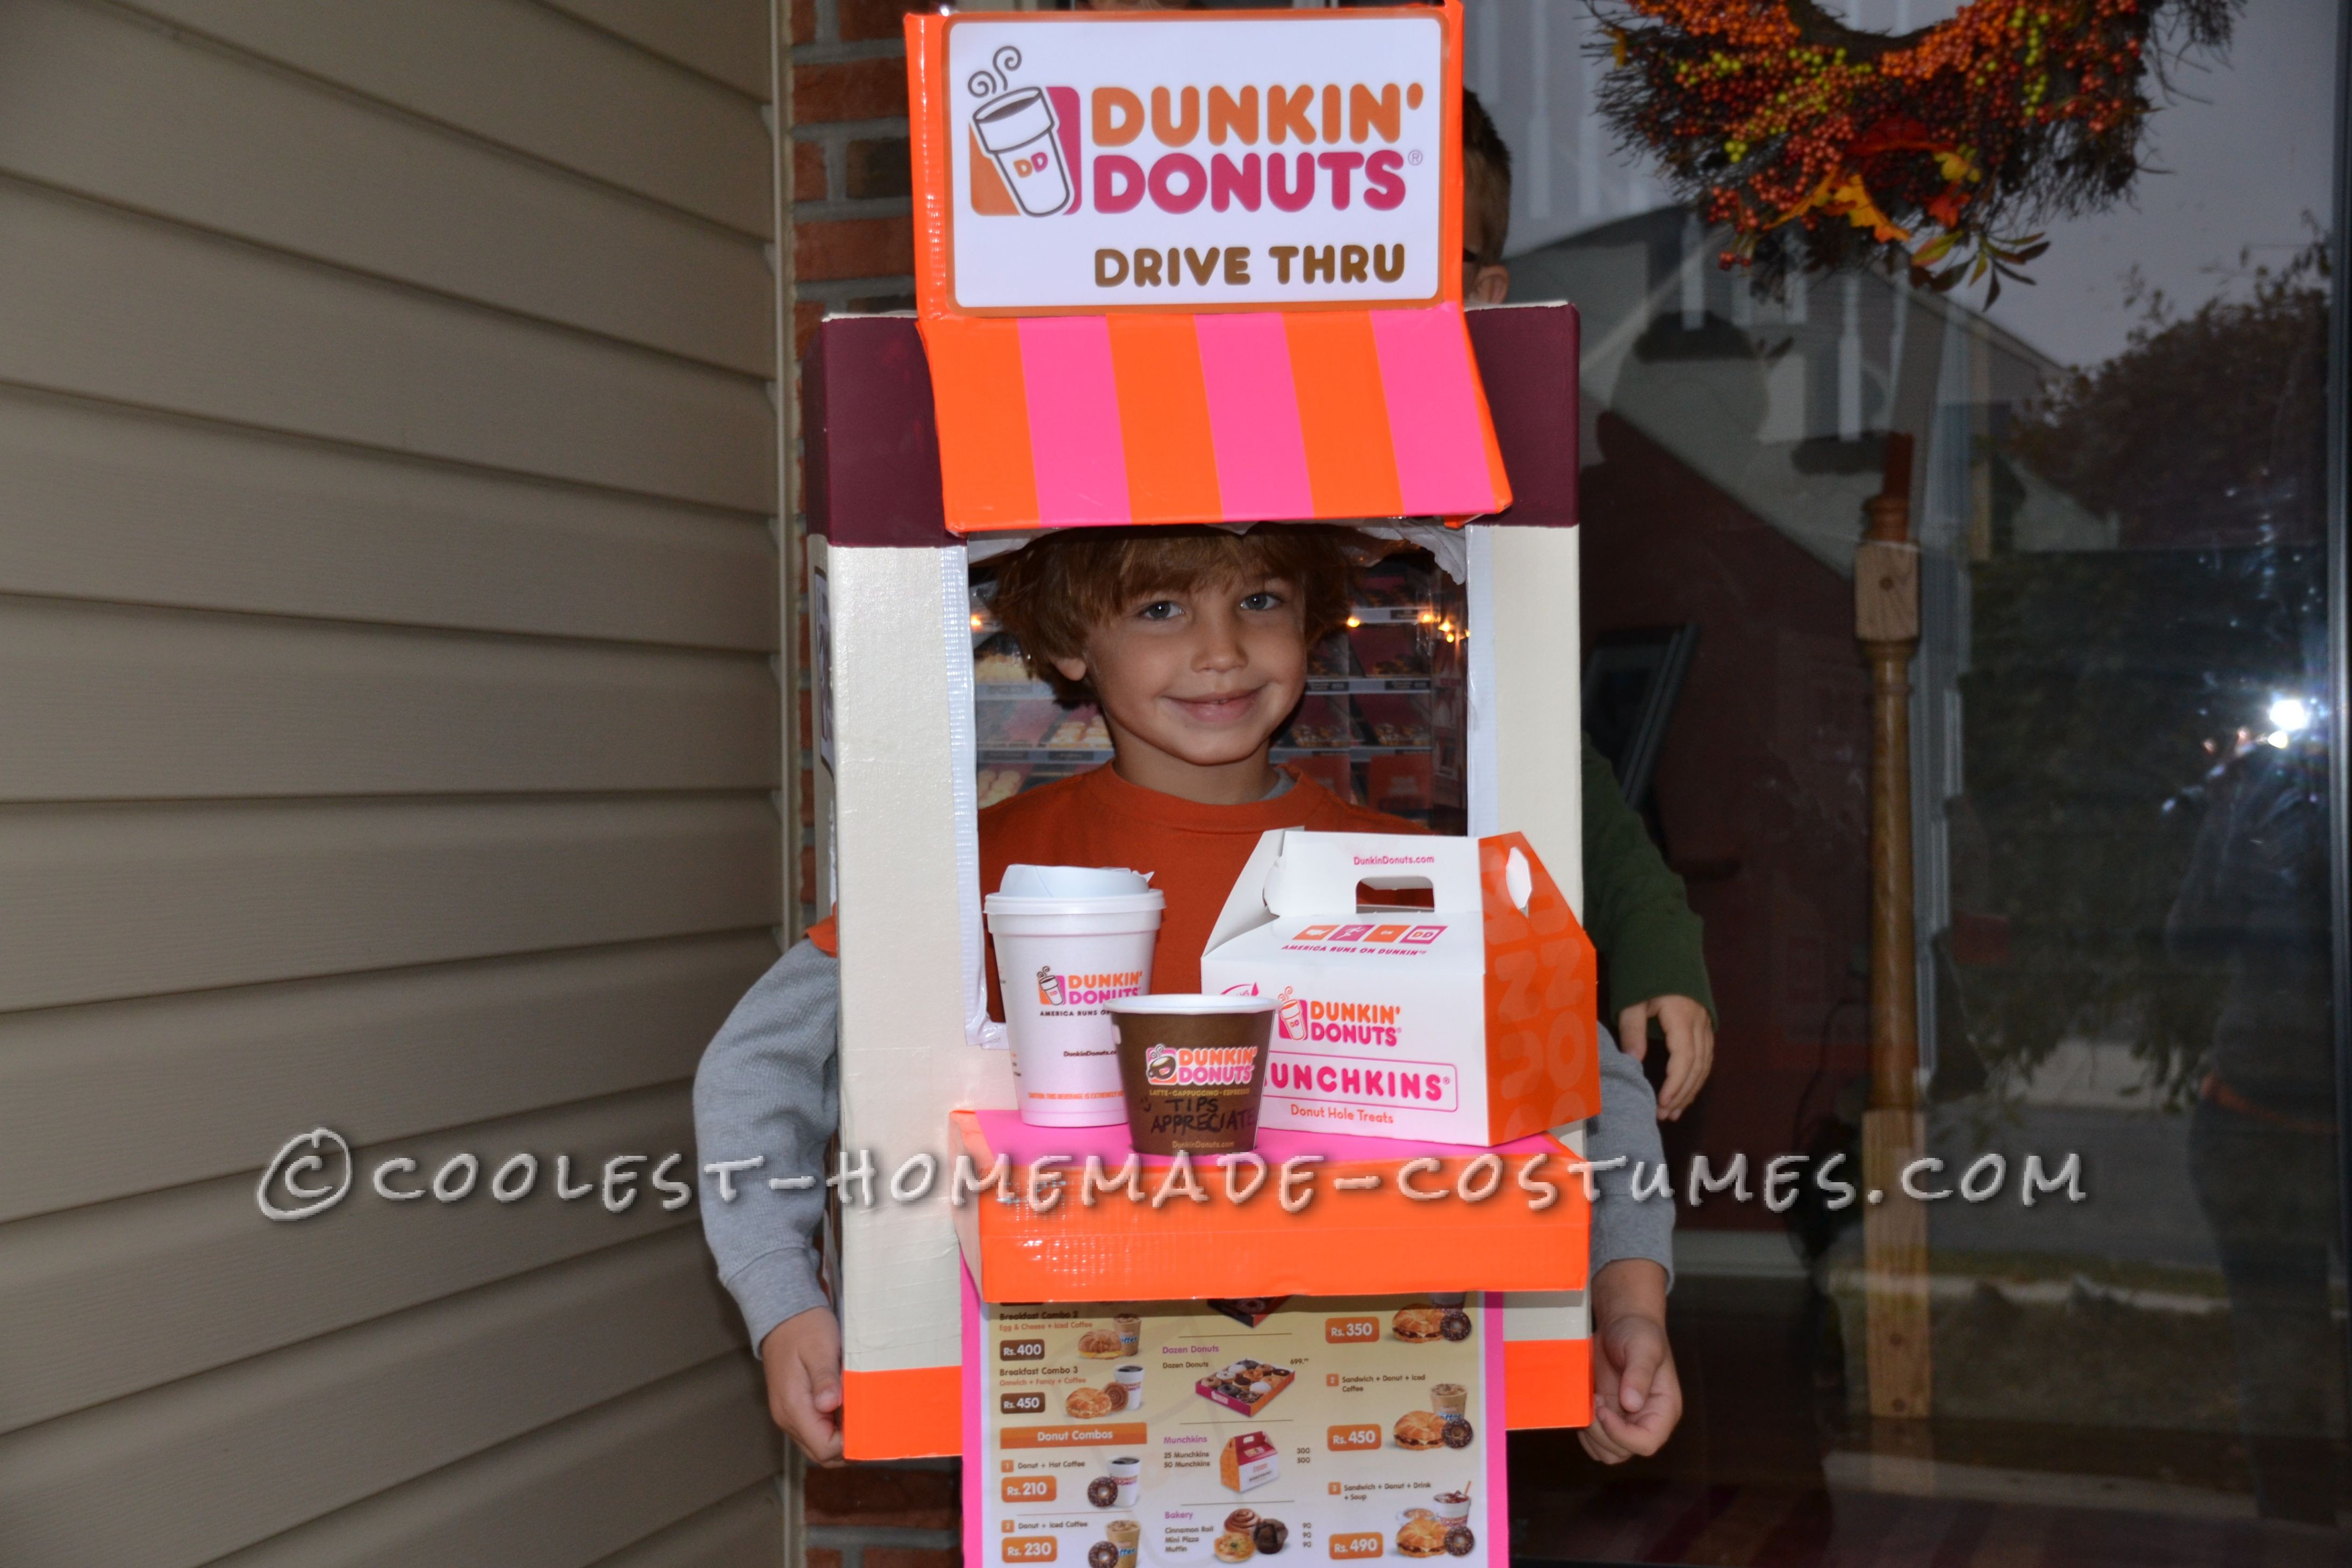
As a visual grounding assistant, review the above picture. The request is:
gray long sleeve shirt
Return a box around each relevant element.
[693,938,1672,1355]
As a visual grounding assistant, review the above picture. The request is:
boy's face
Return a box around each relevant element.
[1054,573,1310,774]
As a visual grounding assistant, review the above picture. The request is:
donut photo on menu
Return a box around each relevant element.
[1391,1305,1444,1342]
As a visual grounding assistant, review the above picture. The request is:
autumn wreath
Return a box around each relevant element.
[1591,0,2236,299]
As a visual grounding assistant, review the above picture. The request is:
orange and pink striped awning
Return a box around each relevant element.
[918,301,1511,532]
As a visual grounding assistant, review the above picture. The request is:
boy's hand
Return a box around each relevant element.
[1581,1260,1681,1464]
[1616,995,1714,1120]
[760,1306,846,1466]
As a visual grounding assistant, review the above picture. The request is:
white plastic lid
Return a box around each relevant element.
[996,864,1154,898]
[985,864,1164,918]
[1103,993,1277,1015]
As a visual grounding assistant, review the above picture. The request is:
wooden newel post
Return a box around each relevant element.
[1855,434,1932,1423]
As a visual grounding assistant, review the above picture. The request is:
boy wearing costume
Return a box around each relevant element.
[696,523,1695,1465]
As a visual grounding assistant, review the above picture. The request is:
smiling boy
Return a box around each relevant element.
[694,524,1682,1468]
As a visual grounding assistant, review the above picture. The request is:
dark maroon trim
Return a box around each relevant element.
[802,314,955,548]
[1466,301,1579,529]
[804,306,1579,546]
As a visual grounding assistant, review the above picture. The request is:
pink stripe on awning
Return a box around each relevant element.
[1017,315,1131,524]
[1192,312,1313,520]
[1370,302,1499,515]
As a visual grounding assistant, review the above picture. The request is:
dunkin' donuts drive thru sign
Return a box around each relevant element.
[915,9,1457,314]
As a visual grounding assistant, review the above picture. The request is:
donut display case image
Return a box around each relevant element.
[1194,1360,1298,1418]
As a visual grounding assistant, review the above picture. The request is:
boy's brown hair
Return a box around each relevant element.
[992,525,1359,702]
[1461,88,1512,266]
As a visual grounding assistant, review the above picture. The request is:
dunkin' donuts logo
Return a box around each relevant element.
[1133,1048,1251,1086]
[968,57,1427,228]
[1274,990,1401,1047]
[1143,1044,1259,1088]
[944,15,1444,310]
[1037,966,1145,1008]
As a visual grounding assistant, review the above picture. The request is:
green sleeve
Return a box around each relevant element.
[1580,732,1715,1025]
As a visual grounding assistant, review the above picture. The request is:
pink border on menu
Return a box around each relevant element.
[961,1261,985,1568]
[1479,1293,1509,1563]
[959,1271,1514,1568]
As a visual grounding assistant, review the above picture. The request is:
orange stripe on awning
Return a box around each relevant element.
[1284,312,1405,518]
[1106,314,1223,523]
[923,318,1038,529]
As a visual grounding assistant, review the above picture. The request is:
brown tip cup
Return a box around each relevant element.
[1104,995,1276,1155]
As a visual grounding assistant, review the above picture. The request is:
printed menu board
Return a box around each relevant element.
[966,1290,1505,1568]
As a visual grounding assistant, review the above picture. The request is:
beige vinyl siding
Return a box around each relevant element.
[0,387,776,647]
[0,0,787,1564]
[538,0,775,99]
[110,0,775,239]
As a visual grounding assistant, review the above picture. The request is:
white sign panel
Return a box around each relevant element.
[944,16,1447,312]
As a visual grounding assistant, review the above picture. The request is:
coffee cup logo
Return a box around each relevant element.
[967,47,1081,218]
[1144,1045,1180,1085]
[1038,965,1068,1006]
[1276,986,1307,1042]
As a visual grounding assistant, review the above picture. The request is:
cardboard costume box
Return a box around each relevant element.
[1201,830,1598,1146]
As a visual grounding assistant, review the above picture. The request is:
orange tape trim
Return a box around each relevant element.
[844,1364,963,1461]
[952,1113,1588,1305]
[1503,1337,1592,1429]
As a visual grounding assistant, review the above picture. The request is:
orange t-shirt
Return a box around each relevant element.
[809,764,1426,1011]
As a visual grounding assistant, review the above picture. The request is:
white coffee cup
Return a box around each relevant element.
[1109,1455,1143,1508]
[1116,1364,1145,1404]
[987,867,1164,1127]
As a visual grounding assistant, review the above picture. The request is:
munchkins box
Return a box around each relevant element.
[1200,830,1598,1146]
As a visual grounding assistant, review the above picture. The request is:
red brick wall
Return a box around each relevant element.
[786,0,925,934]
[805,1456,960,1568]
[784,6,958,1550]
[788,0,921,365]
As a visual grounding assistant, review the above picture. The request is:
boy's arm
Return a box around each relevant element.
[692,937,844,1461]
[1579,1024,1682,1462]
[1585,1022,1672,1289]
[1582,733,1716,1117]
[1581,733,1713,1021]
